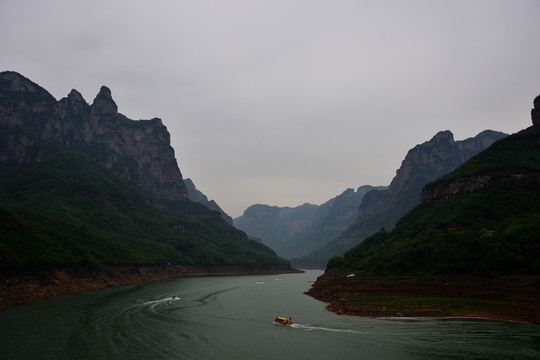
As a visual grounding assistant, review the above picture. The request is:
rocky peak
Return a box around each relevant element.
[430,130,454,144]
[56,89,90,119]
[0,72,56,116]
[1,71,50,96]
[388,130,458,198]
[532,95,540,126]
[67,89,85,103]
[0,71,188,201]
[91,86,118,115]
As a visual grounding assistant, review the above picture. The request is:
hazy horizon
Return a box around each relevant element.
[2,0,539,217]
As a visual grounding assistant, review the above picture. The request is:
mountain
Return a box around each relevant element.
[295,129,507,267]
[328,113,540,275]
[0,71,187,201]
[234,185,383,258]
[0,71,290,273]
[305,97,540,323]
[184,178,233,225]
[235,202,319,258]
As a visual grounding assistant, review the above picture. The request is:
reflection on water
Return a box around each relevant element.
[0,270,538,360]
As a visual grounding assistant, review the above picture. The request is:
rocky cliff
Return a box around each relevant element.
[421,171,540,203]
[531,94,540,126]
[358,130,507,223]
[0,71,187,201]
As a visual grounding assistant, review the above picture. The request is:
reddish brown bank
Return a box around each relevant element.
[0,265,302,308]
[305,269,540,324]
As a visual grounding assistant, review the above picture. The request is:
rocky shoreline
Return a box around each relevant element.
[0,265,302,308]
[305,269,540,324]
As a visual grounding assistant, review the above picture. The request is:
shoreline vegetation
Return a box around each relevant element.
[0,265,302,308]
[305,269,540,324]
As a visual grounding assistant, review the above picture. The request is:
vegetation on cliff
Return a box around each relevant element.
[0,71,291,271]
[0,150,289,269]
[327,125,540,275]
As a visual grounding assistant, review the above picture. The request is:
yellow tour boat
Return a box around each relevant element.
[273,316,293,325]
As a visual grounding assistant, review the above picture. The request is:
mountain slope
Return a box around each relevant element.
[329,124,540,274]
[295,129,506,267]
[184,178,233,225]
[0,150,289,269]
[0,71,290,271]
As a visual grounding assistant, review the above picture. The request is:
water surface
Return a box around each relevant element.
[0,270,538,359]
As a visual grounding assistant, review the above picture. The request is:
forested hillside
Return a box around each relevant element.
[0,151,289,269]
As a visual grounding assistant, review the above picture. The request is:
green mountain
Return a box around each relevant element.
[328,122,540,274]
[0,71,289,271]
[0,151,288,268]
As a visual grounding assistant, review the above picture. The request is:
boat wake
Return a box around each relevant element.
[291,323,366,334]
[142,296,181,306]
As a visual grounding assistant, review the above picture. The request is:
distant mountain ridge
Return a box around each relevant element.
[294,129,507,267]
[234,185,384,258]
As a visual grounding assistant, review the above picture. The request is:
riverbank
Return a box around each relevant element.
[305,269,540,324]
[0,264,302,308]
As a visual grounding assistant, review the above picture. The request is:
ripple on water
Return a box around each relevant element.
[0,271,539,360]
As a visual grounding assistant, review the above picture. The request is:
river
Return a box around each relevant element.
[0,270,538,359]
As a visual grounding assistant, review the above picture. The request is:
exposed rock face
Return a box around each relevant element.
[421,172,540,202]
[234,185,383,258]
[0,71,187,200]
[532,95,540,126]
[184,178,233,225]
[357,130,507,223]
[421,174,494,202]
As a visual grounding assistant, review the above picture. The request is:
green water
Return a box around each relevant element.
[0,270,538,359]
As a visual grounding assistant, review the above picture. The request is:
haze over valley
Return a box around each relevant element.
[2,0,539,218]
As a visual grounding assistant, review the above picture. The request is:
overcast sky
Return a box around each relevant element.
[2,1,539,217]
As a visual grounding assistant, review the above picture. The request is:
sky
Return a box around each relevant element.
[1,0,540,218]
